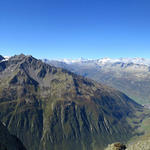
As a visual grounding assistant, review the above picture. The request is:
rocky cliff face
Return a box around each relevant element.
[0,54,146,150]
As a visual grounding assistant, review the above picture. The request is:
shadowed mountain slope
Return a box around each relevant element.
[0,121,26,150]
[0,54,147,150]
[0,55,4,61]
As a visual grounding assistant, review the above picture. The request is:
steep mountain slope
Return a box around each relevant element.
[45,58,150,104]
[0,121,26,150]
[0,54,147,150]
[0,55,4,61]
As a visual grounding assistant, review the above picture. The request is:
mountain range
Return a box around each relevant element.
[44,57,150,65]
[0,54,149,150]
[44,57,150,105]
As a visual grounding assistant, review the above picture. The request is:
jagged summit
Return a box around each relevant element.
[9,53,36,62]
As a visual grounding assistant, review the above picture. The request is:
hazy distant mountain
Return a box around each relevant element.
[44,58,150,104]
[44,57,150,65]
[0,54,146,150]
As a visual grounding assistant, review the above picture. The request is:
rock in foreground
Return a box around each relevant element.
[105,143,126,150]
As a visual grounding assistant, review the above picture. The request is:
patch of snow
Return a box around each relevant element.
[4,56,10,61]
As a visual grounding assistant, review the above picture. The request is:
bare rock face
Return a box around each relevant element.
[105,143,126,150]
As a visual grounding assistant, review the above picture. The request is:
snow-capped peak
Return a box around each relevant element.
[4,56,10,61]
[95,57,150,66]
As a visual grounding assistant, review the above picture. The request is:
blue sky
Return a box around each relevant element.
[0,0,150,59]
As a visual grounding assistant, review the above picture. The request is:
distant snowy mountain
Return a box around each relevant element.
[0,55,10,61]
[4,56,10,60]
[44,57,150,66]
[97,57,150,66]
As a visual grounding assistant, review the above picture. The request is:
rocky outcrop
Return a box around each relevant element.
[105,143,126,150]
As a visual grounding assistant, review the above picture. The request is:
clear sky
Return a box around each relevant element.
[0,0,150,59]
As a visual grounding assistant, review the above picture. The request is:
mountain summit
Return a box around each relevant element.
[0,54,146,150]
